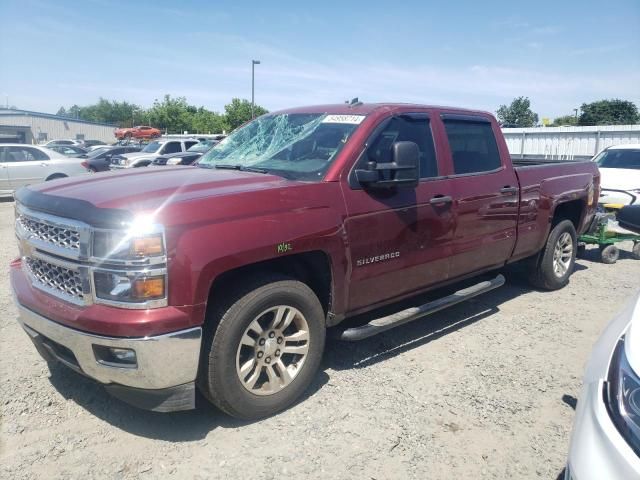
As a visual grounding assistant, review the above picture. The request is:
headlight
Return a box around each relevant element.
[605,335,640,456]
[93,271,166,303]
[93,217,165,261]
[91,217,167,307]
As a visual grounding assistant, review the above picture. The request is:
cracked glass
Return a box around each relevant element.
[197,113,365,181]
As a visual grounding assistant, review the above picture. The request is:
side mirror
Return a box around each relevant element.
[355,141,420,189]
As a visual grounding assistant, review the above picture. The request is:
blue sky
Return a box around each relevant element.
[1,0,638,119]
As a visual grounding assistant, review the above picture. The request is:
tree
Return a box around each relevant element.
[552,114,578,127]
[224,98,268,131]
[192,107,228,133]
[56,106,67,116]
[67,105,81,119]
[578,99,639,126]
[496,97,539,127]
[144,95,198,133]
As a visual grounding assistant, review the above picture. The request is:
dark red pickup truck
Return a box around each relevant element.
[11,103,599,419]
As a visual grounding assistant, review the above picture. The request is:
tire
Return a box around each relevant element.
[528,220,577,290]
[600,244,620,264]
[632,242,640,260]
[199,274,326,420]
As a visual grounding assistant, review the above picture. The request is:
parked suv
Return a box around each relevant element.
[85,145,142,172]
[110,139,199,169]
[0,144,88,196]
[151,139,218,166]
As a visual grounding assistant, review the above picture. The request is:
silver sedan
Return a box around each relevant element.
[0,144,89,197]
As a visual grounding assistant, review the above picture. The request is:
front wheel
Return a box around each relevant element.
[528,220,577,290]
[199,275,325,420]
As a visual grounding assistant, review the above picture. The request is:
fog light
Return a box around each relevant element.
[93,345,137,368]
[132,276,165,299]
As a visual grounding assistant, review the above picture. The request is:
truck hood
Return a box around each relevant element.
[23,166,298,226]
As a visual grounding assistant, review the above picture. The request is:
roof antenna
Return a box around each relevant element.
[347,97,362,108]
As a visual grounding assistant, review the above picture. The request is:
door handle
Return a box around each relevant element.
[430,195,453,206]
[500,186,518,195]
[40,162,49,167]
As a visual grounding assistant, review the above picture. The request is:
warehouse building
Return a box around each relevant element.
[0,108,116,144]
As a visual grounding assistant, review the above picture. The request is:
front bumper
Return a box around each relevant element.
[567,380,640,479]
[16,302,202,412]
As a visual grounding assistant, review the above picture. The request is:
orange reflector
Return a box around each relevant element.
[132,276,165,299]
[131,236,163,256]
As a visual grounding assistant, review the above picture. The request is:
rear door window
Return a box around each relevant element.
[443,120,501,175]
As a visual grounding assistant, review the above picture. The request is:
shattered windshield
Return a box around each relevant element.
[197,113,365,181]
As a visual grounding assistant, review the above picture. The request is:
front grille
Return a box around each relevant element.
[25,257,83,300]
[18,215,80,251]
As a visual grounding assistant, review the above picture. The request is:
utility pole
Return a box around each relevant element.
[251,59,261,119]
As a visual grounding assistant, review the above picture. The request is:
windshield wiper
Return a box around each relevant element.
[213,164,269,174]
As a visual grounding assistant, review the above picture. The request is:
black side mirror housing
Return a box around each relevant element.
[355,141,420,189]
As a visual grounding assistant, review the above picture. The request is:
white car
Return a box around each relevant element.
[109,139,199,169]
[566,291,640,479]
[43,139,84,147]
[594,144,640,205]
[0,144,89,197]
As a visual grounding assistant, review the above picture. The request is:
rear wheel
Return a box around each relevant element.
[632,242,640,260]
[528,220,577,290]
[199,275,325,420]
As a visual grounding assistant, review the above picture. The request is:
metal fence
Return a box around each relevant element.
[502,125,640,161]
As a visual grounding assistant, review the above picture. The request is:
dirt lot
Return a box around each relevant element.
[0,198,638,480]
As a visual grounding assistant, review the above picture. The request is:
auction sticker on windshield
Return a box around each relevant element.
[321,115,365,124]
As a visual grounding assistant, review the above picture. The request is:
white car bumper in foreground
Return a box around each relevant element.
[567,380,640,479]
[566,292,640,479]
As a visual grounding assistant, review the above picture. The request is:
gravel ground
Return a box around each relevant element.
[1,197,639,480]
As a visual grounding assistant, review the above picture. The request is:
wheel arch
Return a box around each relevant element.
[551,198,586,232]
[45,173,68,181]
[206,250,334,325]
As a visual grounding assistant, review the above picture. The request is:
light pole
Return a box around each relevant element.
[251,59,261,119]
